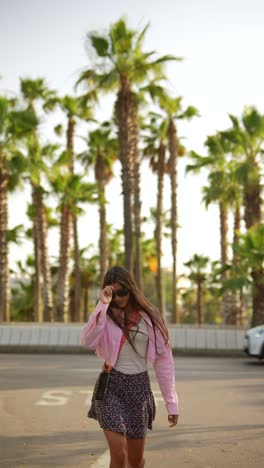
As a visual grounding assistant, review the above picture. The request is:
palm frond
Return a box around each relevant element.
[178,106,200,120]
[135,23,150,49]
[75,69,98,89]
[88,34,110,57]
[152,54,183,64]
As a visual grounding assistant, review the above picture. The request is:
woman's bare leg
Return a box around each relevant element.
[103,429,128,468]
[127,437,146,468]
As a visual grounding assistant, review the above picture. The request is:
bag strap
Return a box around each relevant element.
[102,310,139,373]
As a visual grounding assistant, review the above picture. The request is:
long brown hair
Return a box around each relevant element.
[102,266,169,352]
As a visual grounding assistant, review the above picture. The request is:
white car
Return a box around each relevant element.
[244,325,264,359]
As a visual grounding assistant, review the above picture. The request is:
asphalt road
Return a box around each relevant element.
[0,353,263,468]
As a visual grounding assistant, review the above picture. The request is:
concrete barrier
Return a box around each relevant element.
[0,323,247,355]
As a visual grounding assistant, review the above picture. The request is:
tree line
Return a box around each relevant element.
[0,18,263,326]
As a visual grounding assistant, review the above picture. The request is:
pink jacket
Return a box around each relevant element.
[80,301,179,415]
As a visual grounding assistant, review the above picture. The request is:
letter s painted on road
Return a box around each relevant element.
[35,390,72,406]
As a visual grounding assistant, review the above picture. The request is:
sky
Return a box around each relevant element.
[1,0,264,274]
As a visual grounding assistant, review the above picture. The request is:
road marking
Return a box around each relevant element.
[35,390,72,406]
[79,390,94,405]
[90,450,110,468]
[35,389,163,406]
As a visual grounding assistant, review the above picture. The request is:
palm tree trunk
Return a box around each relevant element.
[230,201,243,325]
[73,215,81,322]
[0,167,10,321]
[67,117,75,173]
[243,163,264,326]
[133,156,143,289]
[243,175,261,229]
[251,269,264,326]
[168,119,179,323]
[69,117,81,322]
[83,286,89,322]
[32,186,42,322]
[35,186,54,321]
[155,142,166,316]
[55,202,72,322]
[197,281,204,325]
[129,94,143,289]
[220,202,228,266]
[55,116,74,322]
[219,202,233,324]
[237,291,243,326]
[232,201,240,264]
[98,187,109,284]
[96,154,109,284]
[115,82,134,274]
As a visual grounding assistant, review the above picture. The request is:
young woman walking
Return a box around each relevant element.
[80,266,179,468]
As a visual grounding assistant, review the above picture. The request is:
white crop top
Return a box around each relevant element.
[114,318,148,374]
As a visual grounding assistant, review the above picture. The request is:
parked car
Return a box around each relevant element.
[244,325,264,359]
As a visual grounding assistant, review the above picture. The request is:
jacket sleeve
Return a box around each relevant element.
[153,344,179,415]
[80,301,109,350]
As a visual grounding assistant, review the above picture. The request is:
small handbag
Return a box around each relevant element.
[94,363,111,400]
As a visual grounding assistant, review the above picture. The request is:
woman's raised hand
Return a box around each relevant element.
[100,286,114,304]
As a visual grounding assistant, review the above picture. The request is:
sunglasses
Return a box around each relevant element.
[112,288,129,299]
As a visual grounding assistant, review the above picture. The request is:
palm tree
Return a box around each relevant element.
[187,133,243,324]
[149,90,198,323]
[20,78,56,321]
[0,95,38,321]
[202,171,237,324]
[50,171,97,321]
[80,121,118,283]
[236,224,264,323]
[77,17,181,287]
[30,145,60,322]
[220,107,264,326]
[219,224,264,325]
[184,254,210,325]
[45,94,94,322]
[230,163,244,325]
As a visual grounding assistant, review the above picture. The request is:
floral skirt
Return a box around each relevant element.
[88,367,156,439]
